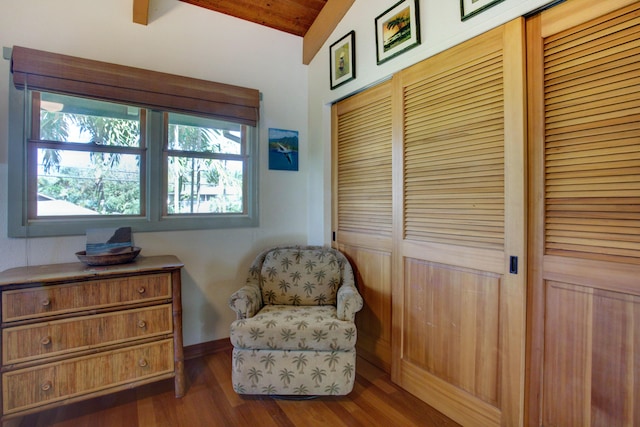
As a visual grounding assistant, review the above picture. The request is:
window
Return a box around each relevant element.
[33,92,145,218]
[8,46,259,237]
[166,113,247,216]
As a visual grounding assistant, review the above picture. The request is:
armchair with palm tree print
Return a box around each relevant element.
[228,245,363,396]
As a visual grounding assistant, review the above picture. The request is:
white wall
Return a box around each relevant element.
[0,0,310,345]
[307,0,556,244]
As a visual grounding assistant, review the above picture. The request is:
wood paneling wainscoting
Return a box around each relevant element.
[402,260,502,408]
[7,340,459,427]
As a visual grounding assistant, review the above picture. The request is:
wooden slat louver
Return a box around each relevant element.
[403,51,505,250]
[337,92,393,236]
[544,6,640,262]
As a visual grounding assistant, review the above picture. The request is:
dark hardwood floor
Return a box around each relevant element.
[9,350,460,427]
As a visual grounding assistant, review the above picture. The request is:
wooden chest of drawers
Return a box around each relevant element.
[0,255,185,421]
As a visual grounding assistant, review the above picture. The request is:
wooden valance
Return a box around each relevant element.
[11,46,260,126]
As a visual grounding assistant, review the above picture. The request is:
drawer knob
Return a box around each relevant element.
[41,298,51,307]
[40,336,51,346]
[137,320,147,329]
[138,358,148,368]
[137,286,146,295]
[41,381,53,391]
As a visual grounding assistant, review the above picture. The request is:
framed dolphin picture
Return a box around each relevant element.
[268,128,299,171]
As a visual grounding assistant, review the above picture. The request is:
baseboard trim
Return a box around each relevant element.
[184,338,232,360]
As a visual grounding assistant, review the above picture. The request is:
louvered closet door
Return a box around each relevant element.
[527,1,640,426]
[392,19,527,427]
[332,81,393,371]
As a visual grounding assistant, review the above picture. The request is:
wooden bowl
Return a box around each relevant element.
[75,247,141,266]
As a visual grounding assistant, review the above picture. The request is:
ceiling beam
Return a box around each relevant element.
[133,0,150,25]
[302,0,355,65]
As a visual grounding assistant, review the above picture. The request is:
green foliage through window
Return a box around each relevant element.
[166,113,246,215]
[35,93,142,216]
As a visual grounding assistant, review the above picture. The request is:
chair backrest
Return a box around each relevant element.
[259,247,341,306]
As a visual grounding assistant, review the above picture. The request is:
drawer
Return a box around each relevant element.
[3,304,173,365]
[2,273,171,322]
[2,339,174,415]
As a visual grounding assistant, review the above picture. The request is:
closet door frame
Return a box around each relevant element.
[526,0,640,425]
[332,81,394,372]
[391,18,527,427]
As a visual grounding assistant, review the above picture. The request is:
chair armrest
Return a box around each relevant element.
[228,283,262,319]
[337,284,363,322]
[336,256,363,322]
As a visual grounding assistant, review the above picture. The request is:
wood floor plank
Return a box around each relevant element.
[135,392,158,427]
[350,381,427,427]
[275,399,349,426]
[244,396,296,427]
[11,350,459,426]
[334,396,394,426]
[205,346,245,408]
[355,357,399,395]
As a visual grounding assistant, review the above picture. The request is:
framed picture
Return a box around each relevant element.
[460,0,505,21]
[330,31,356,90]
[375,0,420,65]
[268,128,299,171]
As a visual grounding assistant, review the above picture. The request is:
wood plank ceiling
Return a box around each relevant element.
[179,0,328,37]
[132,0,353,64]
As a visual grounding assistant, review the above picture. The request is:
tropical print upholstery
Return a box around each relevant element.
[230,305,357,351]
[229,245,363,396]
[260,248,341,306]
[231,348,356,396]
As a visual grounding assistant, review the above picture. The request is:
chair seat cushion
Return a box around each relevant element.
[260,248,341,306]
[230,305,357,351]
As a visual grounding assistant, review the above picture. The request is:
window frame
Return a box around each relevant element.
[7,52,259,238]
